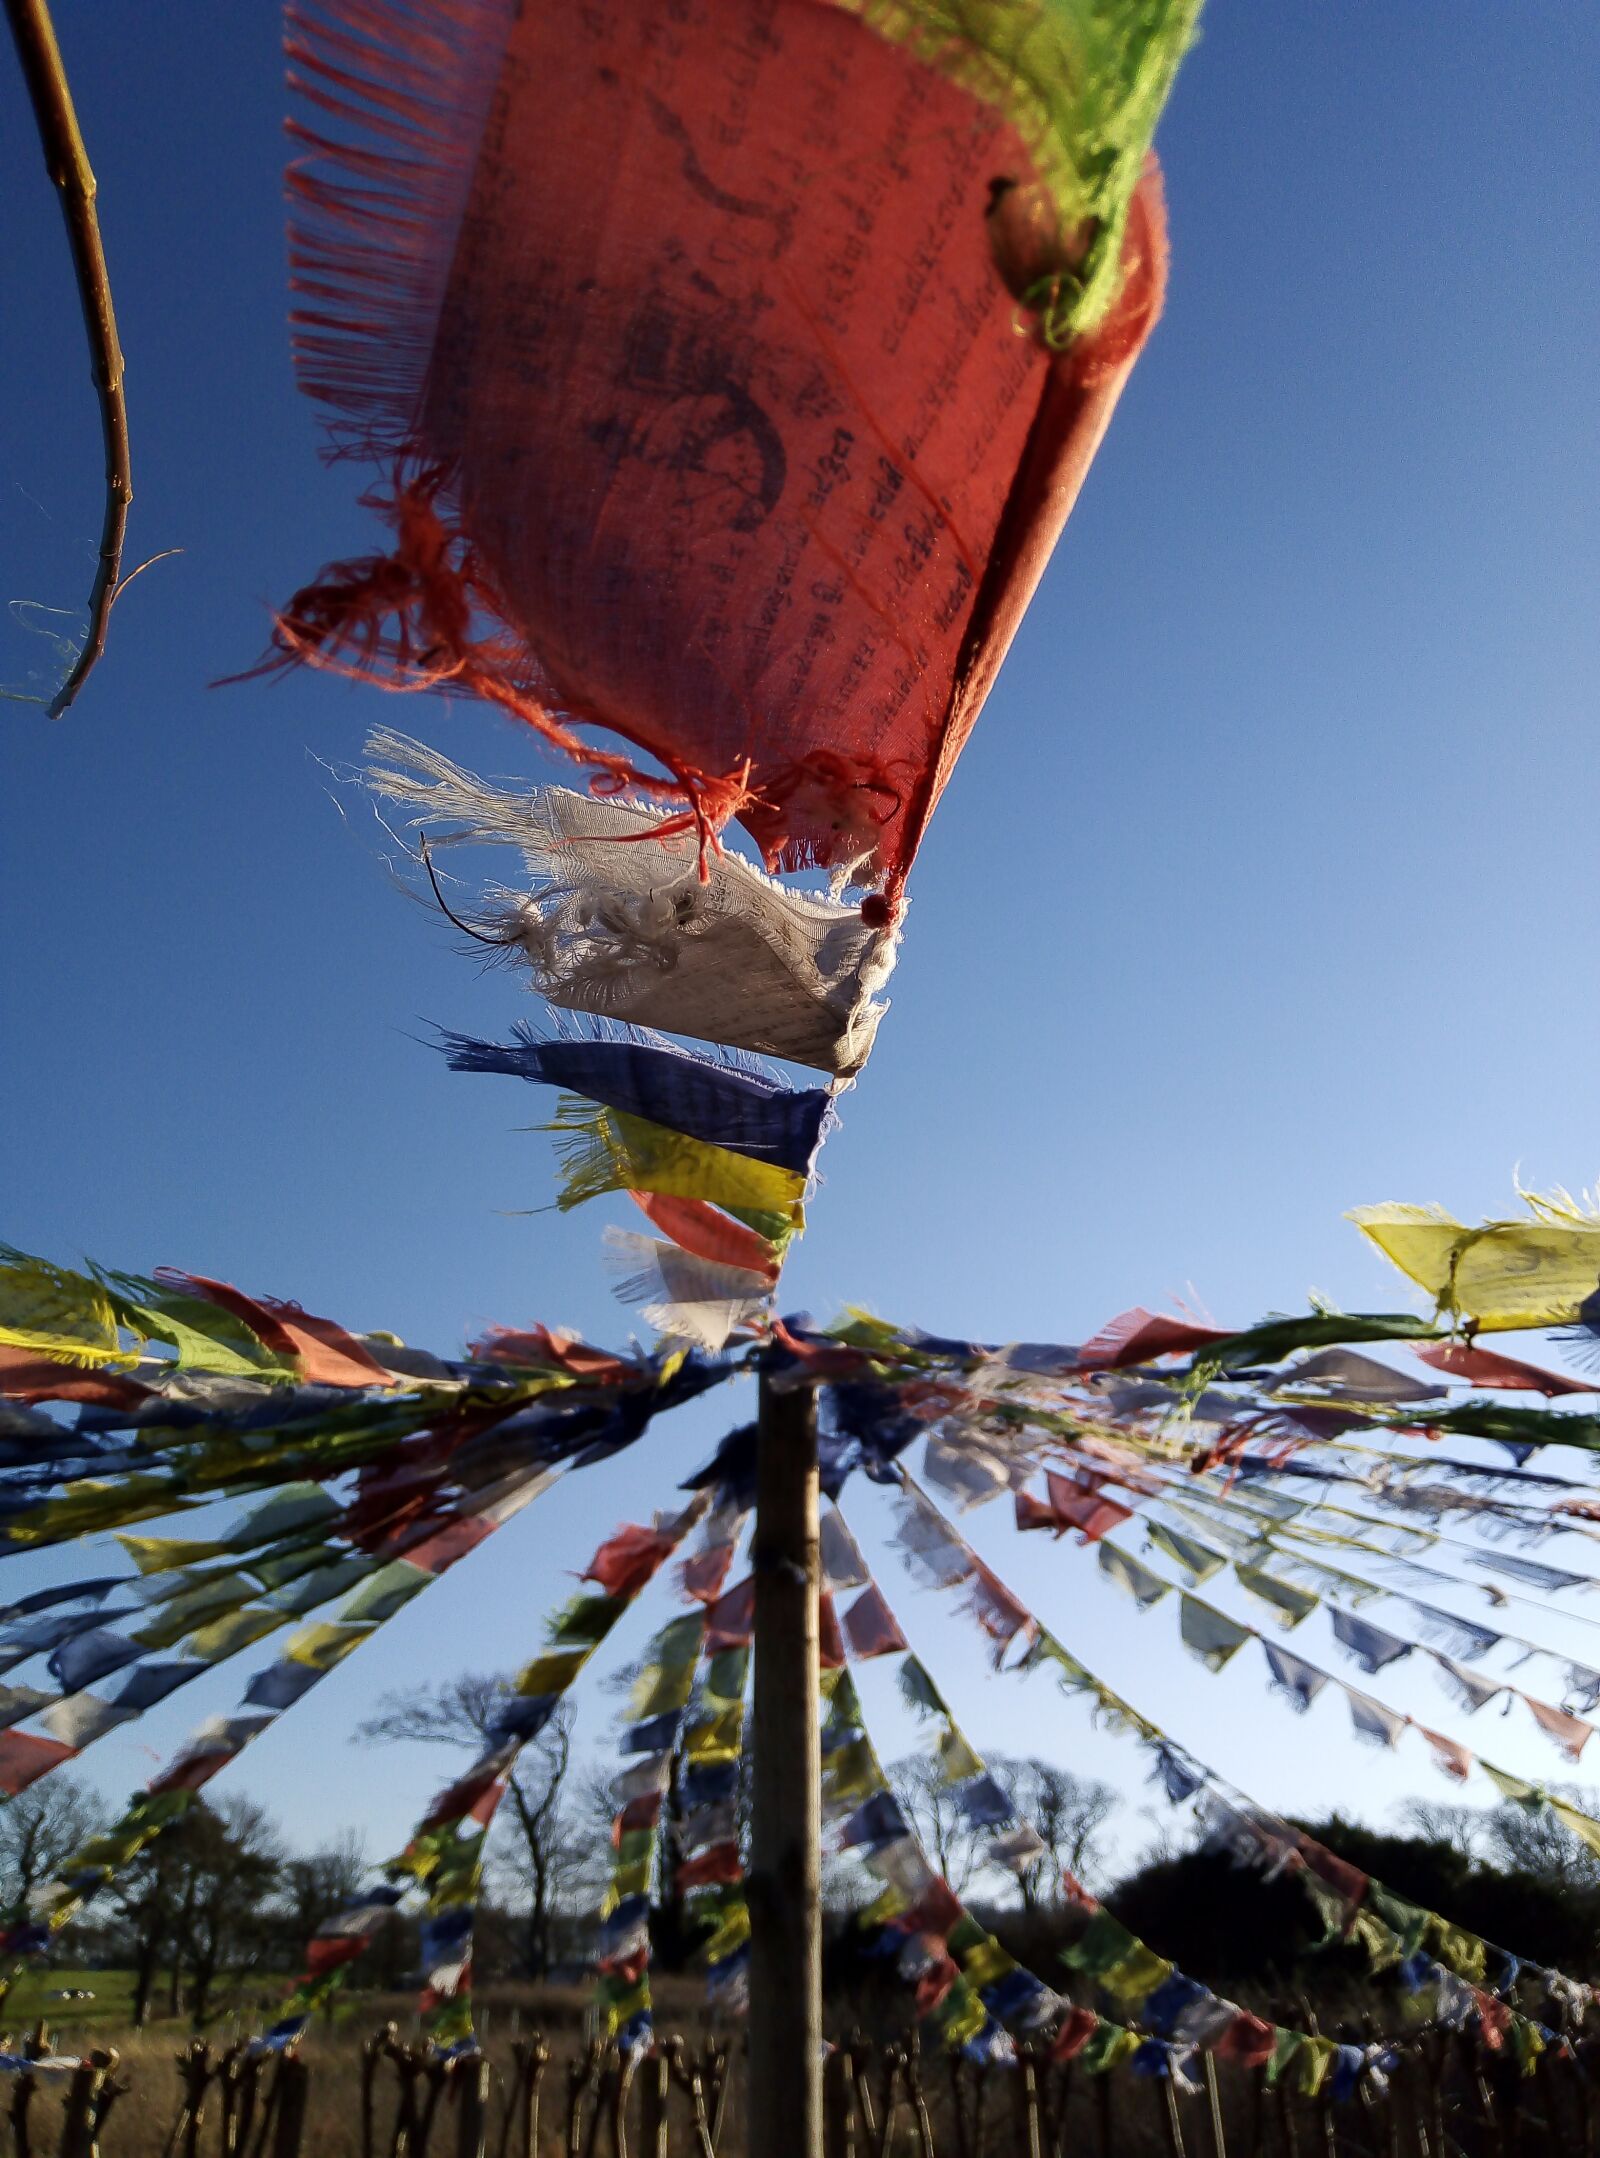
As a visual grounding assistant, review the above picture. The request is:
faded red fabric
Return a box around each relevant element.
[1214,2011,1276,2068]
[422,1761,504,1830]
[1413,1341,1590,1397]
[841,1583,908,1661]
[705,1576,756,1653]
[0,1345,149,1407]
[1050,2006,1099,2062]
[616,1793,664,1839]
[398,1513,495,1573]
[281,0,1168,903]
[1523,1695,1593,1763]
[303,1935,367,1978]
[1077,1307,1235,1371]
[902,1879,963,1939]
[149,1750,231,1797]
[467,1324,630,1381]
[677,1842,743,1889]
[1014,1491,1059,1534]
[818,1591,846,1671]
[1416,1726,1473,1783]
[678,1540,738,1608]
[1044,1472,1134,1543]
[628,1192,780,1281]
[0,1731,76,1796]
[912,1952,960,2017]
[1295,1835,1368,1915]
[584,1522,680,1599]
[155,1269,391,1388]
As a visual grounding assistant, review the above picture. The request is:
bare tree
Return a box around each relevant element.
[1400,1798,1492,1861]
[279,1829,368,1939]
[990,1756,1116,1909]
[0,1772,103,1908]
[356,1674,579,1977]
[889,1754,988,1895]
[1485,1786,1600,1891]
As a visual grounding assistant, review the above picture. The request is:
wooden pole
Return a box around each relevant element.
[749,1372,822,2158]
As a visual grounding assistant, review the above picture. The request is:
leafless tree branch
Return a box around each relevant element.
[5,0,131,718]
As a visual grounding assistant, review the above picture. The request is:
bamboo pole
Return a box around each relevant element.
[4,0,132,716]
[749,1372,823,2158]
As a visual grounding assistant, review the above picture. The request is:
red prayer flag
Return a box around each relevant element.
[616,1793,665,1839]
[1044,1471,1133,1542]
[841,1584,909,1662]
[902,1879,963,1939]
[912,1952,960,2017]
[303,1935,367,1979]
[1412,1342,1590,1398]
[1214,2011,1276,2069]
[628,1194,780,1282]
[1077,1308,1234,1371]
[155,1270,391,1388]
[677,1842,744,1890]
[0,1345,148,1407]
[705,1577,756,1653]
[275,0,1170,906]
[1416,1727,1474,1783]
[468,1325,630,1381]
[818,1591,846,1671]
[1050,2006,1100,2062]
[0,1731,76,1797]
[584,1522,680,1599]
[678,1540,739,1608]
[149,1750,232,1797]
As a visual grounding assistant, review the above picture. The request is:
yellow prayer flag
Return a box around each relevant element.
[517,1650,589,1698]
[701,1905,752,1965]
[685,1705,744,1765]
[547,1100,807,1225]
[185,1608,285,1661]
[116,1535,232,1574]
[284,1620,374,1669]
[958,1938,1015,1992]
[1351,1200,1600,1331]
[1295,2037,1337,2098]
[1101,1943,1173,2002]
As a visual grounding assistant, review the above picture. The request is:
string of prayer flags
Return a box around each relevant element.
[887,1472,1589,2054]
[594,1504,748,2049]
[266,1496,711,2052]
[826,1533,1360,2089]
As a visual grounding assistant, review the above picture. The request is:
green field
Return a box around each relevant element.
[2,1968,139,2031]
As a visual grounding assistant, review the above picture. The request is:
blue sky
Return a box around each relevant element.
[3,2,1599,1874]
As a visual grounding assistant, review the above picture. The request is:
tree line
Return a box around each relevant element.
[4,1665,1595,2028]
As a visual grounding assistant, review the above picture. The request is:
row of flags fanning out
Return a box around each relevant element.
[230,1463,1600,2075]
[1010,1487,1600,1797]
[861,1471,1583,2076]
[9,1209,1600,2060]
[0,1355,1589,2083]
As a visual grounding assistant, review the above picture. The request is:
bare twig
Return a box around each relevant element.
[5,0,131,717]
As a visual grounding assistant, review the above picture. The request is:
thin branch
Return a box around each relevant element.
[6,0,131,718]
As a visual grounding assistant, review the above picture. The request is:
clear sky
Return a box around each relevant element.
[3,3,1599,1879]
